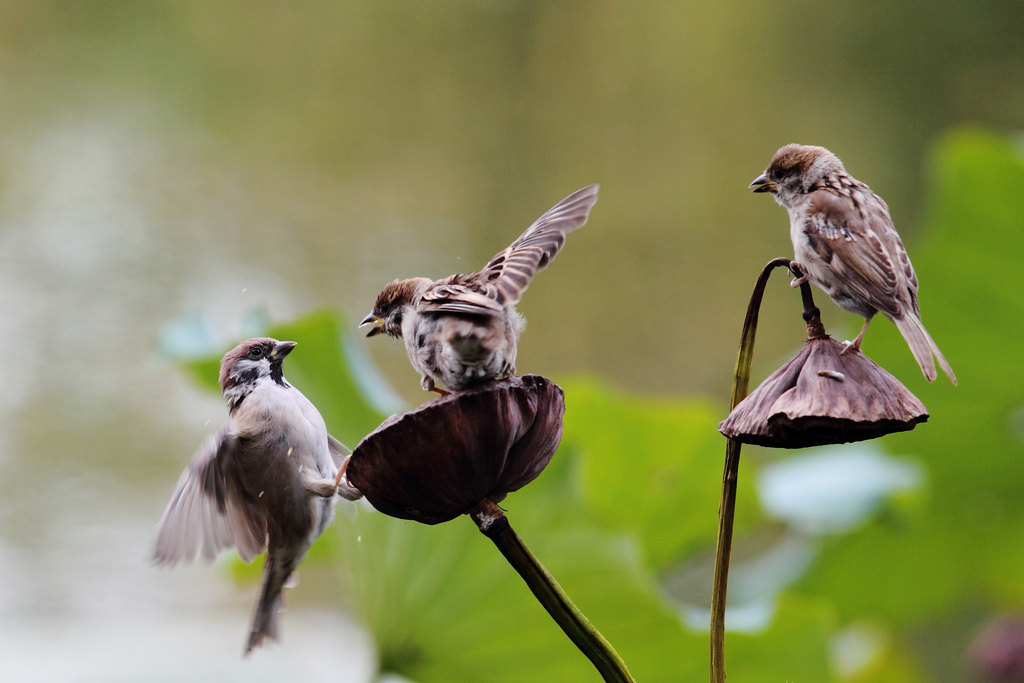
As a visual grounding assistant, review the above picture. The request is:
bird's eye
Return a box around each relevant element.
[248,346,265,359]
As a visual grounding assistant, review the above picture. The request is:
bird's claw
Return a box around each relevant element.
[333,456,350,488]
[788,261,808,287]
[333,456,363,501]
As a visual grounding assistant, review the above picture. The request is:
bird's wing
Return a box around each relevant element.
[872,194,921,316]
[479,184,599,306]
[803,190,904,318]
[152,429,266,566]
[418,281,507,317]
[327,434,351,468]
[420,184,599,315]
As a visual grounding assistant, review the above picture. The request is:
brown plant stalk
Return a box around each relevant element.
[471,498,636,683]
[710,257,802,683]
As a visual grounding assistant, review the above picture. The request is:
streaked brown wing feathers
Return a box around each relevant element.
[805,191,902,317]
[419,280,506,317]
[481,184,599,306]
[418,185,598,315]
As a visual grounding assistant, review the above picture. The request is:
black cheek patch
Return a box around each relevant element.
[236,366,259,385]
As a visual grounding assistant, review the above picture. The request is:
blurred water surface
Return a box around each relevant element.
[0,2,1020,681]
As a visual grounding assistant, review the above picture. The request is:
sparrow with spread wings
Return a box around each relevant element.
[153,338,361,654]
[751,144,956,384]
[361,185,599,393]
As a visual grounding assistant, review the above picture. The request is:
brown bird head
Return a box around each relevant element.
[361,278,430,339]
[219,337,296,398]
[750,144,846,207]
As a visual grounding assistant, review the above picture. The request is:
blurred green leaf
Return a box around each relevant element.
[326,375,843,682]
[330,452,706,682]
[727,594,835,682]
[837,626,931,683]
[182,355,221,393]
[559,376,757,571]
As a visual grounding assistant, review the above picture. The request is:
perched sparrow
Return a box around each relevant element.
[751,144,956,384]
[361,184,599,393]
[153,338,361,654]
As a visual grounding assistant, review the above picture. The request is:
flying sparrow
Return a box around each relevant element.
[361,184,599,393]
[153,337,361,654]
[751,144,956,384]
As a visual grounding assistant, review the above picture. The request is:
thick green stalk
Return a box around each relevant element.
[470,498,635,683]
[711,257,793,683]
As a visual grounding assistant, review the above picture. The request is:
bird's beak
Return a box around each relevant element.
[360,313,385,338]
[271,340,297,359]
[750,173,775,193]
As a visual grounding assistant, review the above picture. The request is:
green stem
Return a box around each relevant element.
[470,498,636,683]
[711,257,793,683]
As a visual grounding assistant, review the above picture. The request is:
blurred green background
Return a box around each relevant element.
[0,2,1021,681]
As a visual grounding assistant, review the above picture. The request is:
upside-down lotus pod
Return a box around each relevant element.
[346,375,565,524]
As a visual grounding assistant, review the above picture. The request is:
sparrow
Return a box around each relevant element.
[361,184,599,393]
[153,337,361,655]
[751,144,956,384]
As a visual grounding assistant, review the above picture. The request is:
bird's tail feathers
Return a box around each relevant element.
[895,314,957,385]
[244,551,294,656]
[917,317,957,385]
